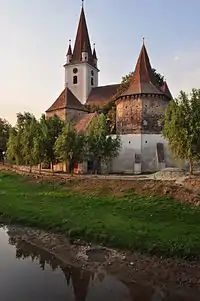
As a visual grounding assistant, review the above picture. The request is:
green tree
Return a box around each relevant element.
[6,112,36,166]
[32,116,48,173]
[86,114,121,174]
[20,116,38,171]
[54,124,85,173]
[44,115,65,172]
[6,127,22,165]
[152,68,164,87]
[0,118,11,163]
[162,89,200,174]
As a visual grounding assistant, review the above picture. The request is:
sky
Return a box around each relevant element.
[1,0,200,124]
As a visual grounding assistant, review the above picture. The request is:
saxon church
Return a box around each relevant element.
[46,3,174,174]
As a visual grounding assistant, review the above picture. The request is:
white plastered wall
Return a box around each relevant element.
[111,134,141,173]
[64,62,98,104]
[111,134,184,174]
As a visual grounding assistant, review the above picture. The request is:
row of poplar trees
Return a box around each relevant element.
[2,113,121,174]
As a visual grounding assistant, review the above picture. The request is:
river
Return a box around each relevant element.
[0,226,198,301]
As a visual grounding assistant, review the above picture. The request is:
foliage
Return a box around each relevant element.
[162,89,200,174]
[86,114,121,173]
[6,127,23,165]
[20,116,38,169]
[43,115,65,171]
[6,112,36,167]
[5,111,121,174]
[0,118,11,162]
[1,171,200,258]
[152,68,164,87]
[54,124,85,173]
[32,115,48,172]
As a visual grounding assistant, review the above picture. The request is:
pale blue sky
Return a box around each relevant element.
[1,0,200,124]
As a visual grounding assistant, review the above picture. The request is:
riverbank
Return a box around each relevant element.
[6,224,200,296]
[1,171,200,259]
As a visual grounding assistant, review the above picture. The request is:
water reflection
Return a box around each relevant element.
[3,228,198,301]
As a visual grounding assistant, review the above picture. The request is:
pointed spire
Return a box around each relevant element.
[72,4,93,65]
[67,39,72,56]
[121,43,163,96]
[82,40,87,52]
[92,43,97,60]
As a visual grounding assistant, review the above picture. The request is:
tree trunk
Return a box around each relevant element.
[29,166,32,173]
[189,156,193,175]
[93,158,101,174]
[67,161,74,174]
[39,163,42,175]
[51,162,54,175]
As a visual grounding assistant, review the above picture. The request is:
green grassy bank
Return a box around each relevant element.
[0,171,200,259]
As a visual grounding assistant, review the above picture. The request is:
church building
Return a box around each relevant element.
[46,3,174,174]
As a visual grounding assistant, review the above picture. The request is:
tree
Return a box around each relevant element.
[6,112,36,166]
[32,115,49,173]
[162,89,200,174]
[44,115,65,172]
[152,68,164,87]
[0,118,11,163]
[86,114,121,174]
[21,116,38,171]
[6,127,22,165]
[54,124,85,173]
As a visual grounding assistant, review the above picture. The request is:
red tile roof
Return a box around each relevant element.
[46,87,85,112]
[75,112,97,132]
[160,81,172,99]
[121,44,168,97]
[86,84,120,108]
[71,7,95,67]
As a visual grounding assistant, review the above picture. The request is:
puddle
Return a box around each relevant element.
[0,226,198,301]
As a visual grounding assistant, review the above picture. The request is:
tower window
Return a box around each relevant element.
[91,70,94,76]
[91,77,94,86]
[73,68,78,74]
[73,75,78,84]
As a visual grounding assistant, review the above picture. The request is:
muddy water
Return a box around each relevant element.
[0,226,198,301]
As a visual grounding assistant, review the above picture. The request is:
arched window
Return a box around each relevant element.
[73,75,78,84]
[91,77,94,86]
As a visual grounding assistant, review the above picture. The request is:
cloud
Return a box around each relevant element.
[173,56,180,61]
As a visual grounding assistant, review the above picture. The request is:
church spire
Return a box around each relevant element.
[121,43,164,96]
[71,3,93,65]
[67,39,72,56]
[92,43,97,60]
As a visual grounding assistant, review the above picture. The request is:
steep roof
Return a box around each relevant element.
[75,112,97,132]
[161,81,172,99]
[46,87,85,112]
[121,44,164,96]
[67,44,72,56]
[92,47,97,60]
[71,7,94,66]
[86,84,120,108]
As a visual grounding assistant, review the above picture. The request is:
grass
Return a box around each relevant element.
[0,171,200,259]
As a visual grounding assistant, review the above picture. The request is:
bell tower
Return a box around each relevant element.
[64,2,99,104]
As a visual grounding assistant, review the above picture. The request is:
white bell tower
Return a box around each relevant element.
[64,3,99,104]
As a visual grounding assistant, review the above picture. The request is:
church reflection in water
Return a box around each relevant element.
[7,233,196,301]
